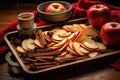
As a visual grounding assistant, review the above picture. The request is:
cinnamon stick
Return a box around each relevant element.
[34,62,58,66]
[35,58,49,62]
[37,29,47,48]
[23,58,38,62]
[35,56,54,60]
[35,64,56,70]
[28,51,62,57]
[35,48,53,52]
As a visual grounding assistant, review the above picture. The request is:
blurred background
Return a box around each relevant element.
[0,0,119,31]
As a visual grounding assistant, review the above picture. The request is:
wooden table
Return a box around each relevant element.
[0,1,120,80]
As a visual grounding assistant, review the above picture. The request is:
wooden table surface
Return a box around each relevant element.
[0,1,120,80]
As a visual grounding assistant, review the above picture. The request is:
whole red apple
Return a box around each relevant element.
[100,22,120,48]
[45,2,67,13]
[87,4,111,29]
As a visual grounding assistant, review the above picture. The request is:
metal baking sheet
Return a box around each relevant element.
[4,18,120,75]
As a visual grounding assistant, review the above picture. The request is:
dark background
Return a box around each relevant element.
[0,0,119,6]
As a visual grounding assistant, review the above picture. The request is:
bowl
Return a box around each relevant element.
[37,1,72,22]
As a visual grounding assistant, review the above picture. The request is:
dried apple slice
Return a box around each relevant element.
[33,39,42,48]
[22,39,29,51]
[80,38,98,51]
[16,46,26,53]
[73,31,81,41]
[63,25,76,32]
[59,51,68,57]
[72,42,84,56]
[27,38,36,50]
[79,24,88,30]
[58,42,68,51]
[66,46,77,56]
[79,44,89,54]
[96,42,107,50]
[53,38,68,47]
[52,29,68,41]
[88,52,98,58]
[60,32,72,37]
[83,41,98,50]
[67,33,76,41]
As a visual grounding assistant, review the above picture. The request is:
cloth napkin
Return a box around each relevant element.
[0,0,120,69]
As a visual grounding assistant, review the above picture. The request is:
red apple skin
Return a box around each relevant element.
[100,22,120,48]
[87,4,111,29]
[45,3,66,13]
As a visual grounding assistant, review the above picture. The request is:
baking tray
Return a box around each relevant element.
[4,17,120,76]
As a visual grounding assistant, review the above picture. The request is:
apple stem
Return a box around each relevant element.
[111,24,116,28]
[96,4,100,8]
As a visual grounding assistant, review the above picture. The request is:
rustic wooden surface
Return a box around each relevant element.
[0,1,120,80]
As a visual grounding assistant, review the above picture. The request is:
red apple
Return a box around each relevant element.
[45,2,66,13]
[100,22,120,47]
[87,4,111,29]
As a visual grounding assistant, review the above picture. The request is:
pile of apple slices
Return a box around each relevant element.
[16,38,40,53]
[16,23,107,58]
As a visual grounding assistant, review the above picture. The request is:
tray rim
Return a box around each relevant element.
[4,17,120,74]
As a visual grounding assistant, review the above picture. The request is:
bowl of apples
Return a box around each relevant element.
[37,1,72,22]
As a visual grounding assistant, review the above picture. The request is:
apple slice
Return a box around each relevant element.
[34,38,42,48]
[43,31,52,42]
[96,42,107,50]
[22,39,29,51]
[81,38,98,51]
[52,29,68,41]
[16,46,26,53]
[73,31,81,41]
[84,27,100,38]
[72,24,80,28]
[67,33,76,41]
[79,24,88,30]
[27,38,36,50]
[50,38,60,43]
[79,45,89,54]
[83,41,98,51]
[58,42,68,51]
[88,52,98,58]
[66,46,77,56]
[68,41,74,50]
[63,53,73,59]
[53,38,68,47]
[60,32,72,37]
[63,25,76,32]
[59,51,68,57]
[72,42,84,56]
[75,34,89,43]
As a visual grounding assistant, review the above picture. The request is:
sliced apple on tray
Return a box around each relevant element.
[50,38,68,51]
[63,25,76,32]
[52,29,68,41]
[72,42,85,56]
[88,52,99,58]
[33,38,42,48]
[22,39,29,51]
[16,46,26,53]
[80,38,98,51]
[96,42,107,50]
[66,46,78,56]
[26,38,36,50]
